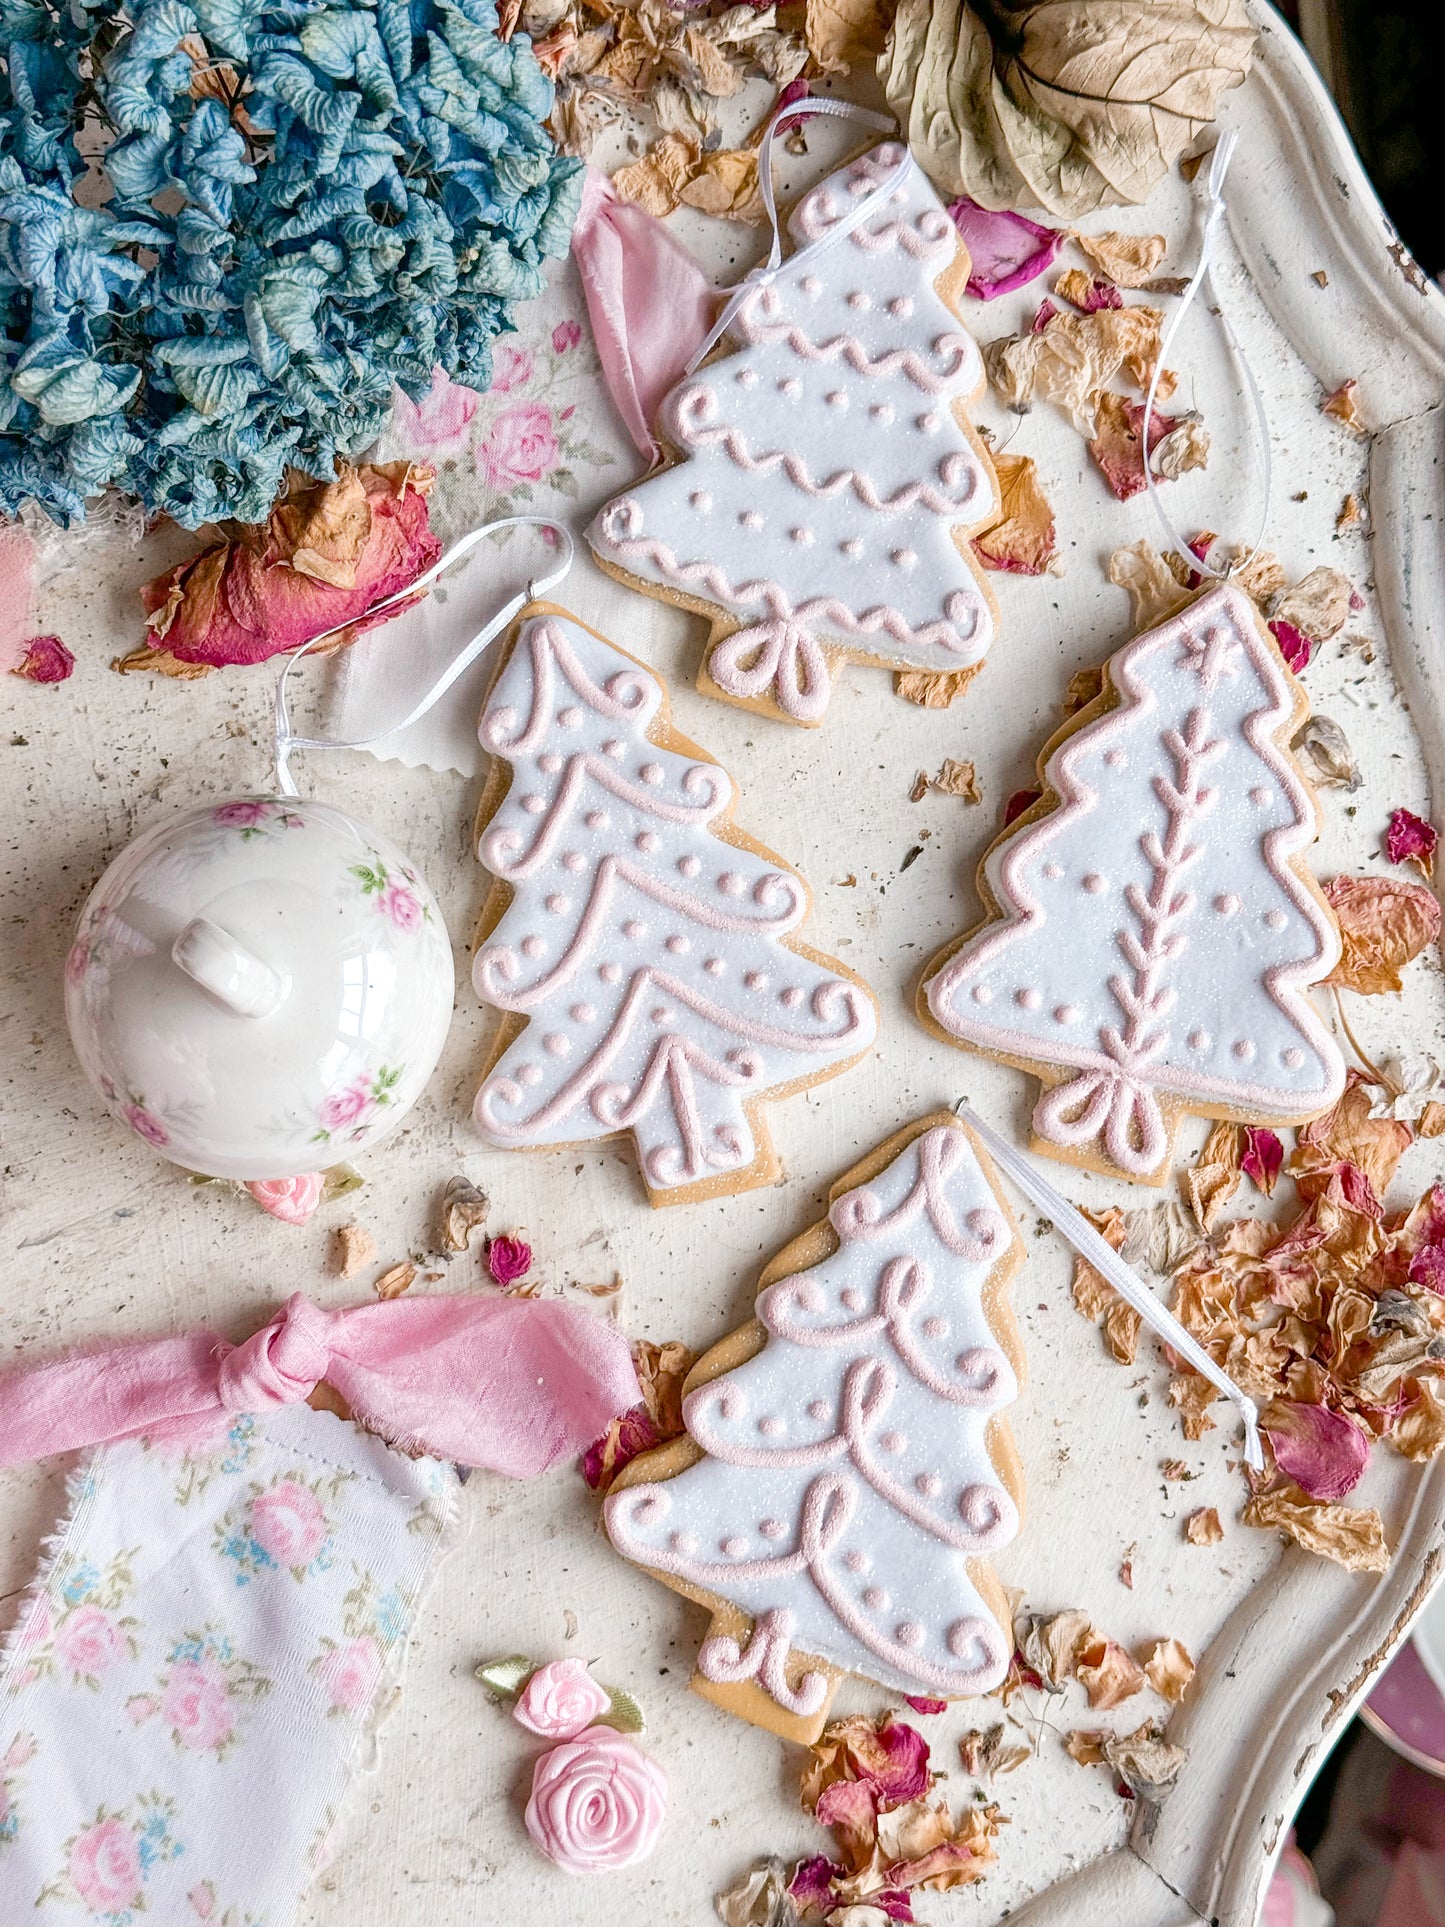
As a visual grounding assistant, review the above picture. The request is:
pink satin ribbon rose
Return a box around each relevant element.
[524,1727,667,1874]
[513,1659,611,1740]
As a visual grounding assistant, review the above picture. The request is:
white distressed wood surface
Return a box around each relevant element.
[3,6,1444,1923]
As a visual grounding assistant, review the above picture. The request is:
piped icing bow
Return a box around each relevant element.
[0,1291,641,1478]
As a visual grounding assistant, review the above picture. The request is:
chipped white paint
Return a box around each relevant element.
[1,6,1443,1924]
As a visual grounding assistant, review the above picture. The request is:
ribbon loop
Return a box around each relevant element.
[216,1293,335,1411]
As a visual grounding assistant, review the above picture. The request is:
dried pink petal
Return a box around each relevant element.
[788,1855,843,1912]
[1402,1186,1445,1294]
[1031,298,1059,333]
[488,1234,534,1284]
[12,634,74,683]
[904,1697,947,1715]
[1055,267,1124,312]
[1240,1128,1284,1196]
[948,197,1063,299]
[1386,808,1438,879]
[1088,394,1176,502]
[580,1402,660,1493]
[1266,1401,1371,1500]
[1268,618,1311,674]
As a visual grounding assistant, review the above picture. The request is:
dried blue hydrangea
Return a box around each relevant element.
[0,0,580,525]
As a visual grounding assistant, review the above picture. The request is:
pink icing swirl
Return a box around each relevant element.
[524,1727,668,1875]
[513,1659,612,1740]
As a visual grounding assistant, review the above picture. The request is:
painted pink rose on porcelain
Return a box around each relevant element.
[478,402,558,489]
[377,880,423,932]
[524,1727,668,1875]
[66,938,89,983]
[319,1078,374,1132]
[514,1659,611,1739]
[248,1479,328,1568]
[161,1658,236,1752]
[55,1605,129,1678]
[212,800,269,827]
[552,319,582,354]
[245,1171,324,1226]
[491,343,535,393]
[68,1816,144,1914]
[391,368,480,454]
[123,1101,169,1147]
[317,1635,383,1711]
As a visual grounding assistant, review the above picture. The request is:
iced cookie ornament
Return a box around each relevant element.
[587,100,1000,728]
[471,605,878,1205]
[65,517,573,1184]
[921,583,1345,1183]
[604,1113,1025,1741]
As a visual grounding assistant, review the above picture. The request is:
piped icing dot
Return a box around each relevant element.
[1250,786,1271,806]
[545,893,569,914]
[760,1518,787,1539]
[1104,748,1127,768]
[721,1536,748,1557]
[799,274,821,294]
[789,528,814,548]
[639,763,664,785]
[543,1033,570,1057]
[557,706,582,728]
[651,1005,673,1025]
[895,1622,923,1648]
[521,935,545,958]
[516,1063,542,1086]
[740,510,763,530]
[826,390,849,409]
[1214,893,1241,915]
[971,984,993,1004]
[538,752,562,774]
[758,1415,783,1436]
[704,957,725,975]
[718,872,745,896]
[743,970,767,990]
[778,377,802,398]
[677,854,701,878]
[922,1317,948,1340]
[1015,987,1042,1010]
[584,810,608,830]
[1188,1028,1210,1051]
[1284,1045,1305,1067]
[841,538,863,558]
[1233,1039,1256,1061]
[889,295,913,317]
[602,739,625,759]
[689,490,712,511]
[915,1472,942,1497]
[915,412,940,434]
[521,793,545,813]
[665,934,689,954]
[736,368,758,388]
[878,1431,906,1454]
[622,919,645,939]
[840,1287,863,1311]
[635,830,659,854]
[891,548,918,569]
[848,290,871,310]
[781,986,805,1008]
[669,1531,698,1554]
[870,403,894,424]
[862,1586,889,1610]
[1263,909,1288,930]
[1042,860,1064,880]
[599,962,622,984]
[569,1003,595,1024]
[844,1549,870,1574]
[1054,1003,1080,1024]
[562,851,585,872]
[1083,872,1107,894]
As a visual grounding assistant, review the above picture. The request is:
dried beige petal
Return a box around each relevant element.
[910,769,930,803]
[1140,1637,1195,1703]
[894,663,983,708]
[1292,715,1361,792]
[438,1175,489,1253]
[1274,566,1354,643]
[331,1222,377,1279]
[678,146,765,223]
[934,758,982,802]
[1391,1383,1445,1461]
[1064,1729,1107,1766]
[1105,1298,1142,1365]
[1076,1636,1146,1709]
[804,0,892,70]
[1152,415,1210,481]
[611,131,701,218]
[1182,1118,1244,1232]
[1172,1377,1219,1442]
[1020,1608,1093,1690]
[634,1338,696,1436]
[985,309,1164,434]
[959,1722,1032,1782]
[1076,231,1169,287]
[1243,1485,1389,1572]
[1107,538,1192,631]
[714,1857,795,1927]
[1292,1075,1414,1199]
[1336,494,1362,531]
[1323,875,1440,995]
[1102,1721,1188,1798]
[1185,1506,1223,1545]
[1121,1199,1203,1275]
[374,1260,417,1300]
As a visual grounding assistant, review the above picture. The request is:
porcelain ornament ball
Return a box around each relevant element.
[65,796,455,1181]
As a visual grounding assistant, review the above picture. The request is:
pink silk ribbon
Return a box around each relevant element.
[571,167,716,461]
[0,1292,641,1479]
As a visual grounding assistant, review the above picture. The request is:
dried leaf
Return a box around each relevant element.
[958,1723,1030,1782]
[880,0,1257,219]
[1321,378,1366,434]
[1107,538,1192,630]
[1273,567,1354,643]
[1242,1484,1389,1572]
[804,0,892,71]
[1323,875,1440,994]
[1183,1119,1244,1231]
[933,758,982,802]
[1185,1506,1223,1545]
[1140,1638,1195,1703]
[1076,231,1169,286]
[331,1223,377,1279]
[374,1260,417,1300]
[438,1175,490,1253]
[1292,716,1361,792]
[1075,1637,1145,1709]
[972,452,1056,575]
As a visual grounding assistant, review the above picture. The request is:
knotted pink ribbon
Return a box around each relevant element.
[0,1292,641,1479]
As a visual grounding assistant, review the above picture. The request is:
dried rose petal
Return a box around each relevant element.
[1403,1186,1445,1294]
[787,1855,843,1912]
[972,453,1056,576]
[1240,1128,1283,1195]
[1055,267,1124,312]
[1031,298,1059,333]
[1185,1506,1223,1545]
[488,1234,533,1284]
[12,634,74,683]
[1139,1637,1195,1704]
[580,1403,660,1493]
[1088,394,1175,501]
[948,197,1062,299]
[1386,807,1438,879]
[1324,875,1441,995]
[1243,1485,1388,1572]
[1268,617,1311,674]
[904,1697,947,1715]
[1265,1400,1371,1500]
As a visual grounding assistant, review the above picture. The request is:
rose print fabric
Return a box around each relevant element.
[0,1404,456,1924]
[328,253,643,777]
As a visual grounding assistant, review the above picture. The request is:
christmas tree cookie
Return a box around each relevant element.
[920,583,1346,1185]
[587,142,1000,728]
[605,1111,1025,1741]
[471,605,878,1206]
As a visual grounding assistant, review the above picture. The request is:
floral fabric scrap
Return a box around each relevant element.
[0,1404,456,1924]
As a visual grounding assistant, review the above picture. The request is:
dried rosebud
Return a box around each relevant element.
[12,635,74,683]
[488,1234,533,1285]
[1268,617,1311,674]
[1386,807,1438,879]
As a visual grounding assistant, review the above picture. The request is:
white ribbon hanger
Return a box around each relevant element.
[956,1101,1265,1470]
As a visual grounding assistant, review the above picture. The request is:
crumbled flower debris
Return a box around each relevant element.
[1321,378,1366,434]
[1186,1507,1224,1546]
[331,1223,377,1279]
[582,1337,696,1493]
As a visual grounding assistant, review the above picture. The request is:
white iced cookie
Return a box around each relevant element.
[587,143,999,728]
[920,583,1346,1184]
[471,604,878,1206]
[605,1112,1025,1741]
